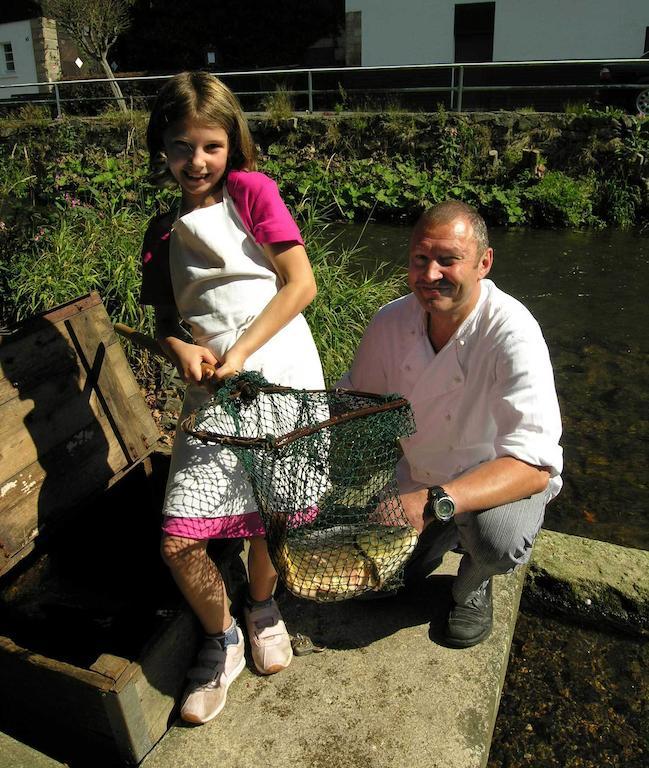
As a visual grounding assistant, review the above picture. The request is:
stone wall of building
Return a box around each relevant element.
[29,17,61,91]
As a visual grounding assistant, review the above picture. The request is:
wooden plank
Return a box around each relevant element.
[65,304,159,464]
[0,368,125,485]
[0,635,117,755]
[0,611,193,766]
[0,294,102,350]
[89,654,131,683]
[0,428,126,576]
[0,635,117,690]
[0,323,80,408]
[36,292,102,326]
[1,294,161,574]
[0,294,104,408]
[109,610,197,763]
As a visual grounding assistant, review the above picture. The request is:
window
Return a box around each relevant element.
[2,42,15,73]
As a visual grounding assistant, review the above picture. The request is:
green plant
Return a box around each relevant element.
[523,171,594,227]
[595,172,641,228]
[299,207,405,385]
[14,103,54,122]
[262,84,294,125]
[564,101,626,119]
[334,83,348,114]
[479,185,527,225]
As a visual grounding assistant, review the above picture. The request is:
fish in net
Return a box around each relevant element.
[182,372,418,602]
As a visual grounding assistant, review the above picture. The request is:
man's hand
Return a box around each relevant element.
[396,457,549,534]
[398,488,429,533]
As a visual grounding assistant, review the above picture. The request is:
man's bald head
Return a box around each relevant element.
[415,201,489,258]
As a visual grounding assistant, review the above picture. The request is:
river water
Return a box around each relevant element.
[337,222,649,767]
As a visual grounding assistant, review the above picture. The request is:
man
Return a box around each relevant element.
[340,201,562,648]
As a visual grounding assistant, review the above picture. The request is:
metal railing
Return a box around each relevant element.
[1,58,648,116]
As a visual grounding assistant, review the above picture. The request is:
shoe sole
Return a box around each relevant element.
[443,624,493,649]
[253,646,293,676]
[180,653,246,724]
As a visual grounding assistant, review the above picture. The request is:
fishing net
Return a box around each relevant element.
[182,372,418,602]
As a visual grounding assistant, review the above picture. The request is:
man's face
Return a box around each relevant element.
[407,216,493,323]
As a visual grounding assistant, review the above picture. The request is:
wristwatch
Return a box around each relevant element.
[425,486,456,523]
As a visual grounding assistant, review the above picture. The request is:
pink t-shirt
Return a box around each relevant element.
[140,170,303,306]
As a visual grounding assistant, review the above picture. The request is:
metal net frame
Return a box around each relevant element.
[182,372,418,602]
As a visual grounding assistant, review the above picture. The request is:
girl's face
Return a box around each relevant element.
[163,120,230,208]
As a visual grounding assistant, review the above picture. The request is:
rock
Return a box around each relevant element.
[524,529,649,637]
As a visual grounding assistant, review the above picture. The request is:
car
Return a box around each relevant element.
[595,56,649,115]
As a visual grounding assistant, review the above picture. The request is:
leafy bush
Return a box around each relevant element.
[523,171,594,227]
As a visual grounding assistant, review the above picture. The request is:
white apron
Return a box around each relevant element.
[162,188,325,525]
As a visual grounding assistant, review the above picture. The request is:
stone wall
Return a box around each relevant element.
[29,17,61,90]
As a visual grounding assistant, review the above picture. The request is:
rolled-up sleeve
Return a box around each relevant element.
[491,329,563,482]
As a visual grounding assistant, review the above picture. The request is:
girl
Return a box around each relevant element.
[140,72,325,725]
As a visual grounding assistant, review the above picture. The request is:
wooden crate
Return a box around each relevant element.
[0,294,199,765]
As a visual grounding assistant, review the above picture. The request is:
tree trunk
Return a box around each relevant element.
[99,54,128,113]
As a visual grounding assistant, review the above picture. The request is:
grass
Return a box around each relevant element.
[3,194,403,387]
[261,84,295,124]
[299,207,405,385]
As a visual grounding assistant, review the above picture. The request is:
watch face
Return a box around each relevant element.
[435,497,455,521]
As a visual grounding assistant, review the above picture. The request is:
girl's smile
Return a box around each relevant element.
[163,121,230,209]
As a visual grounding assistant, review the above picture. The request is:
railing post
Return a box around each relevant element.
[307,70,313,113]
[450,66,455,111]
[54,82,62,119]
[456,65,464,112]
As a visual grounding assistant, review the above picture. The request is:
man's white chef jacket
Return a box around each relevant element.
[339,279,563,500]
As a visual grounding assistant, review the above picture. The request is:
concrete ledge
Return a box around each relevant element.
[525,529,649,636]
[143,552,525,768]
[0,732,64,768]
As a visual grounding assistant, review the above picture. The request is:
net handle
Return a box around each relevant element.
[114,323,217,380]
[181,389,410,450]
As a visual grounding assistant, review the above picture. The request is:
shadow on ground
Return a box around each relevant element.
[277,574,455,650]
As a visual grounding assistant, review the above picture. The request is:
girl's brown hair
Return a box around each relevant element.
[147,71,257,187]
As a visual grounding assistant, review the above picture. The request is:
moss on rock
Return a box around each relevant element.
[525,529,649,636]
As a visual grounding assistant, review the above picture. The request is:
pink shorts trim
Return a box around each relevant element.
[162,512,266,540]
[161,506,319,540]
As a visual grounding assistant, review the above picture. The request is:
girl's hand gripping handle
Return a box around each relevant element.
[113,323,218,382]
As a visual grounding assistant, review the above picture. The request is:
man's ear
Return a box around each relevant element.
[478,247,494,279]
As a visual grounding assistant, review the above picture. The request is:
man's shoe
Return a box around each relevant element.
[180,626,246,724]
[444,579,493,648]
[244,598,293,675]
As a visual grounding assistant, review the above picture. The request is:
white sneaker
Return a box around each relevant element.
[180,626,245,724]
[244,598,293,675]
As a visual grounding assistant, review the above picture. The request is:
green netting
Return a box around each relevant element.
[182,372,418,602]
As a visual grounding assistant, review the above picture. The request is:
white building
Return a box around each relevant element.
[0,17,62,98]
[345,0,649,66]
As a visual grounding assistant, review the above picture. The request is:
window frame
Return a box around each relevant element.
[1,42,16,75]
